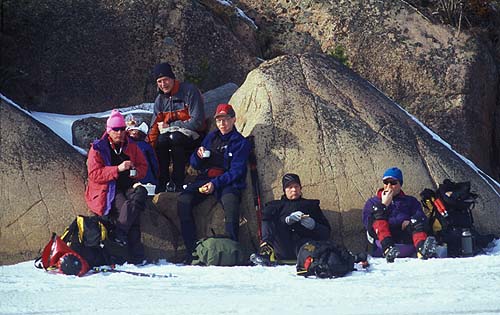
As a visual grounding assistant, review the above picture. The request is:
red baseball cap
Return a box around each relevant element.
[214,103,236,118]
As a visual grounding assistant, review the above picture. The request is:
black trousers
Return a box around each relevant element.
[156,131,199,188]
[261,220,311,260]
[177,183,241,253]
[111,186,147,262]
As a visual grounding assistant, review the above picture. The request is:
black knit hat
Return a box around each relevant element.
[153,62,176,80]
[282,173,301,191]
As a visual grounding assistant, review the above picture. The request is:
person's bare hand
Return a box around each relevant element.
[381,189,394,206]
[401,220,410,230]
[197,146,206,159]
[117,160,133,172]
[198,182,214,194]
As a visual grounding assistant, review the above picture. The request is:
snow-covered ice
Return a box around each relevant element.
[1,240,500,315]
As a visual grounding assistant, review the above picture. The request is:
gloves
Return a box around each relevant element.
[301,217,316,230]
[408,217,425,233]
[372,204,388,220]
[285,211,304,225]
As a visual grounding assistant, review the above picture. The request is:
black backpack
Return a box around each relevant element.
[421,179,476,231]
[61,215,115,267]
[296,241,354,278]
[420,179,495,257]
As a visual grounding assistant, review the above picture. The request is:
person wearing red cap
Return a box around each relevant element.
[177,103,251,263]
[148,62,206,193]
[85,109,149,264]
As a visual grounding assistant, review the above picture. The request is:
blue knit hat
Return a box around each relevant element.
[382,167,403,185]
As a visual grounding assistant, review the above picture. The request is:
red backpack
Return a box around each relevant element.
[35,233,90,277]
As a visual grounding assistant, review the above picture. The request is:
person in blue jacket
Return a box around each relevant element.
[362,167,437,262]
[177,104,251,262]
[127,121,159,187]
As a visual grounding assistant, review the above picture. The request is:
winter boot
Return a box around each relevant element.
[112,228,128,247]
[417,236,437,259]
[381,237,399,263]
[250,242,276,266]
[384,246,400,263]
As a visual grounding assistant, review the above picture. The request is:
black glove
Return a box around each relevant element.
[372,204,388,220]
[408,217,425,233]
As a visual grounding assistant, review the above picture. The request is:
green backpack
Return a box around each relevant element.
[191,236,248,266]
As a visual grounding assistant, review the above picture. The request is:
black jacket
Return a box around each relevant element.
[262,196,331,241]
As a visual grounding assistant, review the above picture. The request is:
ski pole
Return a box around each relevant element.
[92,266,175,278]
[247,136,263,242]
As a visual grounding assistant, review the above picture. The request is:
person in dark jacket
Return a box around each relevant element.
[148,62,206,193]
[362,167,437,263]
[177,104,251,262]
[250,173,331,265]
[85,109,148,264]
[127,121,159,187]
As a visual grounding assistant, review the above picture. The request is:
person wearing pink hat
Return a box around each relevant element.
[85,109,149,264]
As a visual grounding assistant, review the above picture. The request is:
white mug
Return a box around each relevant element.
[129,168,137,177]
[202,150,211,158]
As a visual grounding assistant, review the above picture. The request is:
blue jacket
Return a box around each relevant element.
[362,189,426,230]
[135,140,159,186]
[190,128,251,190]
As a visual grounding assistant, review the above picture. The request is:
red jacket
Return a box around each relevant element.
[85,135,147,216]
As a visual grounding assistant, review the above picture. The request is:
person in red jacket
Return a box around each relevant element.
[85,109,148,264]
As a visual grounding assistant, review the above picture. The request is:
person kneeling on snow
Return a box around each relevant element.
[362,167,437,263]
[251,173,331,266]
[85,109,149,265]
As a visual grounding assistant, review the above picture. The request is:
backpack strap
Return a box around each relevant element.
[61,218,78,244]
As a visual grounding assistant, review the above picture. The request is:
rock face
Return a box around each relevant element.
[230,53,500,252]
[0,100,88,264]
[234,0,500,181]
[1,0,258,115]
[2,0,499,182]
[2,54,500,265]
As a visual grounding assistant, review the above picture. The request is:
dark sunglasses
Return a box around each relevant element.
[383,179,399,185]
[111,127,126,132]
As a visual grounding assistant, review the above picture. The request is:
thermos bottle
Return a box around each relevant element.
[461,228,473,257]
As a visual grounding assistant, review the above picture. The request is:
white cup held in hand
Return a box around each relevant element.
[202,150,211,158]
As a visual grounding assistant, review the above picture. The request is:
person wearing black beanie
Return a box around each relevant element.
[250,173,331,266]
[148,62,206,193]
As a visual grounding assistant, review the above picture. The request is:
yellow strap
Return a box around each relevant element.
[76,216,85,243]
[61,227,70,240]
[99,222,108,240]
[423,199,434,218]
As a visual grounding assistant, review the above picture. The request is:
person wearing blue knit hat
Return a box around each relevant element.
[382,167,403,185]
[362,167,437,262]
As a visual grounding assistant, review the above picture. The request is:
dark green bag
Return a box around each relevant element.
[191,236,248,266]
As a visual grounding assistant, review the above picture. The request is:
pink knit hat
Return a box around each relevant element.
[106,109,126,133]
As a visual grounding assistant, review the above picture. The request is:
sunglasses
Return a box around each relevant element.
[111,127,126,132]
[383,179,399,185]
